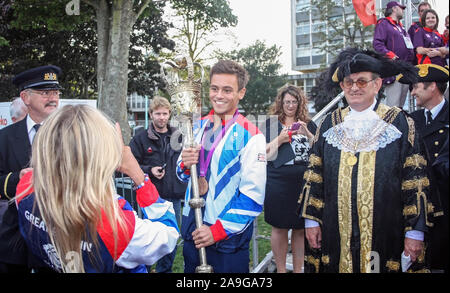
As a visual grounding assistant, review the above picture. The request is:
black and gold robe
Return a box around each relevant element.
[299,103,440,273]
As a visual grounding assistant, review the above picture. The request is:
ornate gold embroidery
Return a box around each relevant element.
[406,117,415,147]
[308,154,323,168]
[385,260,400,272]
[321,255,330,265]
[375,103,390,120]
[303,170,323,183]
[357,151,376,273]
[311,118,325,146]
[407,268,431,273]
[403,154,427,169]
[377,104,401,125]
[434,211,444,217]
[301,183,323,225]
[306,255,320,273]
[338,151,354,273]
[308,197,324,210]
[402,177,433,227]
[401,177,430,190]
[427,202,435,214]
[331,107,349,127]
[297,183,310,205]
[403,205,418,216]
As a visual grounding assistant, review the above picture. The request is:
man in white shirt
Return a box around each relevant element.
[0,65,62,272]
[298,48,437,273]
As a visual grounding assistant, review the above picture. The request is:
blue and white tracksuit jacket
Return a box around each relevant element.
[15,171,179,273]
[176,112,267,252]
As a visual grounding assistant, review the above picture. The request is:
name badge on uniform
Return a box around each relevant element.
[403,35,414,49]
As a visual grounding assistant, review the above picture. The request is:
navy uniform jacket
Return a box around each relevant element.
[0,118,31,200]
[0,117,32,270]
[410,100,449,163]
[411,100,449,270]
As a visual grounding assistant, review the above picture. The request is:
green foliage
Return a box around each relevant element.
[215,40,287,116]
[9,0,91,31]
[171,0,237,31]
[0,0,174,101]
[170,0,237,62]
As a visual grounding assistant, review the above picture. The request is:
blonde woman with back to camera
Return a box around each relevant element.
[263,84,317,273]
[14,104,179,273]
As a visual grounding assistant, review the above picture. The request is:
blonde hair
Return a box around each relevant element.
[29,104,126,272]
[150,96,171,113]
[269,84,311,124]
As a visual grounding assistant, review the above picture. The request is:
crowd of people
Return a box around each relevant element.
[0,1,448,274]
[373,1,449,108]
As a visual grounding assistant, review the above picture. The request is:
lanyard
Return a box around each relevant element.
[199,110,239,177]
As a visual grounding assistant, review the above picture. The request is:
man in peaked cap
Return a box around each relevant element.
[299,48,437,273]
[0,65,62,272]
[398,64,449,272]
[373,1,414,108]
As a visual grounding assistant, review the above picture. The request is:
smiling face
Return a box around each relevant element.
[424,11,438,29]
[209,73,246,120]
[21,89,60,123]
[340,71,382,112]
[411,82,434,109]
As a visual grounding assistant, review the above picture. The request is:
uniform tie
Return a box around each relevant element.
[426,111,433,125]
[33,124,41,132]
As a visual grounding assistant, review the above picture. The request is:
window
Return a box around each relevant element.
[296,0,310,11]
[296,23,311,35]
[312,21,326,32]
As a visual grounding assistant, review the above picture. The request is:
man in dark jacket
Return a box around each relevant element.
[398,63,449,272]
[0,65,62,272]
[129,96,186,273]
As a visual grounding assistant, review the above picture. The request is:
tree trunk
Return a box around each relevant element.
[94,0,135,144]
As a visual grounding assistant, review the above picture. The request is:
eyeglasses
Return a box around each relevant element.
[28,89,61,98]
[283,100,298,106]
[341,78,376,89]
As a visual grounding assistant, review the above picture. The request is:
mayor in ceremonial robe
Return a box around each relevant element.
[299,48,440,273]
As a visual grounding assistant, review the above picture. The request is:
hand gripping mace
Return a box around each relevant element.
[160,55,213,273]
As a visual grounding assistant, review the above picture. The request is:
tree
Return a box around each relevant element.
[1,0,240,142]
[215,40,287,116]
[169,0,237,63]
[0,0,175,143]
[305,0,374,58]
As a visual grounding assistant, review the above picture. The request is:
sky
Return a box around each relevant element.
[217,0,449,76]
[225,0,295,75]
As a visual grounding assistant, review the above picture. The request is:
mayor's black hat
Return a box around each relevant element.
[325,48,418,91]
[12,65,63,92]
[397,64,449,84]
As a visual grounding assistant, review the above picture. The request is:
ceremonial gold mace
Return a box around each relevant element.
[160,55,213,273]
